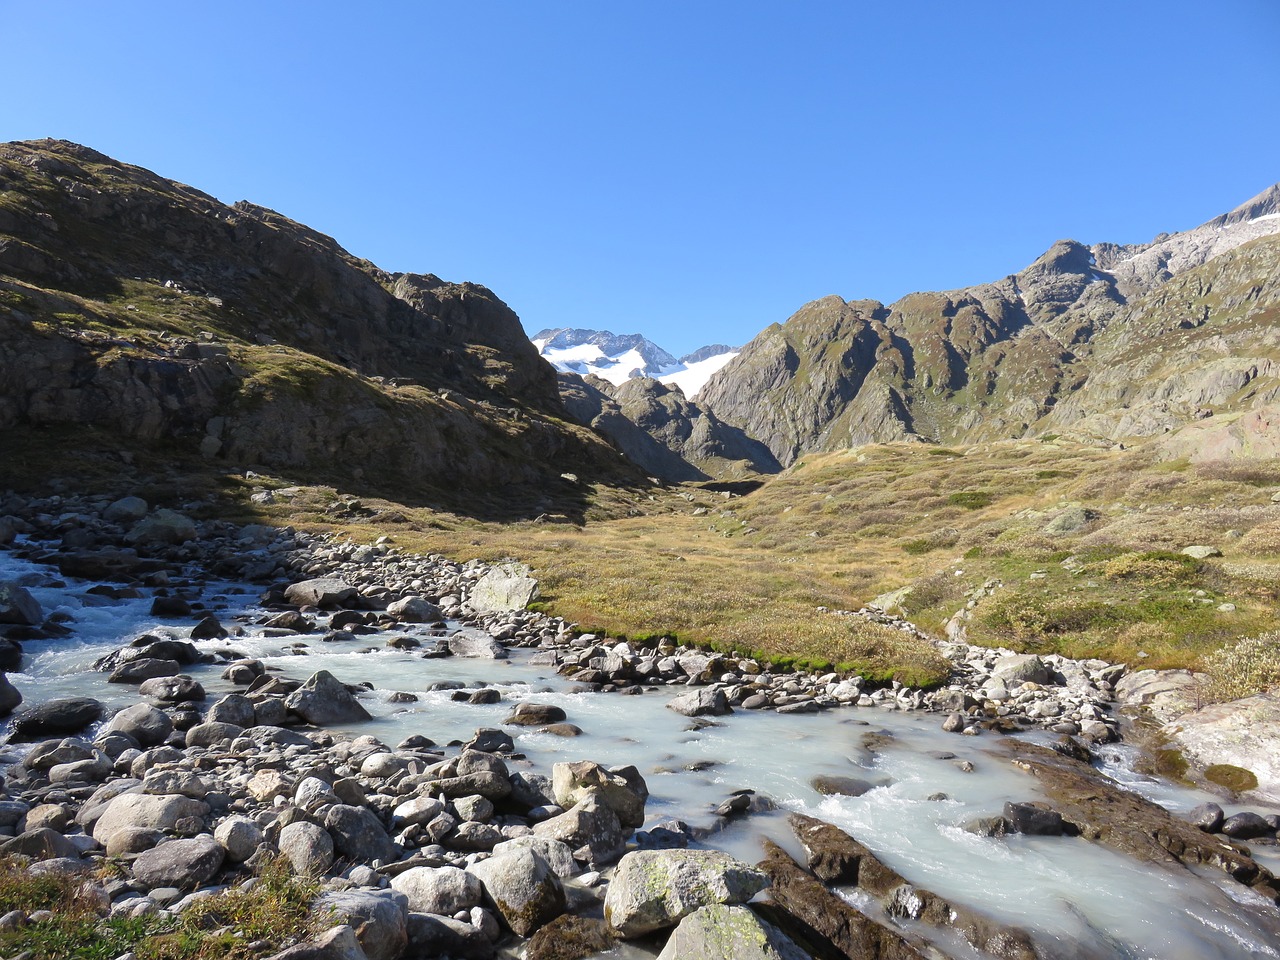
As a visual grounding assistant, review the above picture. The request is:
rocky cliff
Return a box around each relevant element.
[700,184,1280,465]
[0,140,638,511]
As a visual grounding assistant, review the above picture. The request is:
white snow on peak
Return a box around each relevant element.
[532,330,737,397]
[660,351,739,396]
[1249,212,1280,224]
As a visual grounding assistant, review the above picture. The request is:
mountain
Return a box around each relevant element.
[0,139,639,515]
[532,327,738,397]
[699,184,1280,465]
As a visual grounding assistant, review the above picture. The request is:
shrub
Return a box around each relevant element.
[948,491,994,510]
[1199,631,1280,703]
[1101,550,1198,587]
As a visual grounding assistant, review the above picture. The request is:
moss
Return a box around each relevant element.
[1204,763,1258,793]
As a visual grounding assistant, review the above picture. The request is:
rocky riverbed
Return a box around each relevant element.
[1,491,1280,959]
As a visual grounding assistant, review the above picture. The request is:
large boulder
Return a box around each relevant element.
[313,890,409,960]
[667,687,731,717]
[11,697,103,737]
[604,850,769,938]
[325,804,397,864]
[0,583,42,625]
[491,837,577,879]
[286,671,372,725]
[468,562,540,613]
[103,496,148,523]
[124,509,197,545]
[446,627,508,660]
[91,792,209,847]
[1,827,81,861]
[533,790,625,867]
[0,673,21,716]
[264,924,370,960]
[468,846,565,936]
[131,835,225,889]
[390,865,483,915]
[215,815,265,862]
[505,702,566,726]
[386,596,442,623]
[552,761,647,828]
[284,578,357,608]
[103,703,173,747]
[992,655,1052,687]
[657,904,809,960]
[278,820,335,876]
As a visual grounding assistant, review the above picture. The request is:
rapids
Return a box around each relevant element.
[3,544,1280,959]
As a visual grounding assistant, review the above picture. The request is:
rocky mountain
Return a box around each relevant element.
[532,327,738,397]
[699,184,1280,465]
[0,139,640,513]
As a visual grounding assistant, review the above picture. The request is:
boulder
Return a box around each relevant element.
[215,815,265,862]
[206,693,257,728]
[285,578,357,608]
[263,924,370,960]
[278,820,335,876]
[391,796,446,828]
[1,827,81,861]
[325,804,397,864]
[124,509,197,545]
[109,658,181,684]
[312,890,409,960]
[131,835,225,889]
[1221,812,1273,840]
[533,790,624,867]
[552,761,647,828]
[386,596,442,623]
[604,849,770,938]
[446,628,508,660]
[287,671,372,725]
[505,702,566,726]
[0,583,42,626]
[103,496,148,523]
[523,915,614,960]
[404,913,494,960]
[1188,802,1225,832]
[491,836,577,879]
[992,655,1052,686]
[103,703,173,747]
[390,865,483,915]
[139,675,206,703]
[468,846,565,936]
[0,673,21,716]
[468,562,540,613]
[91,793,209,847]
[11,697,103,737]
[667,688,730,717]
[810,775,874,798]
[657,904,809,960]
[1181,545,1222,559]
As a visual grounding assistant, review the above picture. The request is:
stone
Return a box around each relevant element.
[551,760,647,828]
[390,865,483,915]
[810,775,874,797]
[404,913,494,960]
[109,658,182,684]
[1181,545,1222,559]
[92,793,209,847]
[523,915,614,960]
[392,796,446,828]
[1,827,81,861]
[992,654,1052,686]
[491,836,577,879]
[0,583,42,625]
[386,596,442,623]
[124,509,197,545]
[215,815,264,862]
[1221,812,1273,840]
[286,670,372,725]
[11,697,103,737]
[533,790,625,867]
[139,675,206,703]
[285,578,358,608]
[106,826,165,858]
[446,627,509,659]
[0,673,22,716]
[185,721,244,747]
[469,846,566,935]
[325,804,397,864]
[206,693,256,728]
[264,924,370,960]
[279,820,335,876]
[103,496,148,523]
[1188,802,1225,832]
[505,702,567,726]
[190,615,228,639]
[657,903,809,960]
[469,562,540,613]
[131,835,224,889]
[604,849,770,938]
[1002,802,1065,836]
[312,890,409,960]
[103,703,173,747]
[667,687,731,717]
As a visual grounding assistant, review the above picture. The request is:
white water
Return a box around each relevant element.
[4,545,1280,958]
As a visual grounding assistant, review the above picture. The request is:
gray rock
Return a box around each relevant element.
[468,563,540,613]
[206,693,256,728]
[1,827,81,861]
[287,671,372,725]
[138,675,206,703]
[533,790,625,867]
[491,836,577,879]
[657,903,809,960]
[103,496,148,523]
[469,847,565,936]
[992,655,1052,686]
[285,578,357,608]
[103,703,173,747]
[1188,802,1225,832]
[446,628,508,660]
[391,796,446,828]
[131,835,225,889]
[1181,545,1222,559]
[386,596,442,623]
[185,721,245,747]
[264,924,370,960]
[1221,812,1273,840]
[278,820,335,876]
[325,804,397,864]
[109,658,182,684]
[124,509,197,546]
[552,760,647,828]
[0,673,21,716]
[12,697,103,737]
[604,849,770,937]
[92,793,209,846]
[405,912,494,960]
[0,583,42,625]
[214,815,264,862]
[390,865,483,915]
[505,702,566,726]
[667,688,730,717]
[312,890,409,960]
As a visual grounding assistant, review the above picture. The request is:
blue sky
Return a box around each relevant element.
[6,2,1279,356]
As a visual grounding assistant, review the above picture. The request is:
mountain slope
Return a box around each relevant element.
[700,184,1280,465]
[0,139,639,513]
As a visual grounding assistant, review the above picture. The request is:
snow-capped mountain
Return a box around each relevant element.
[531,328,738,397]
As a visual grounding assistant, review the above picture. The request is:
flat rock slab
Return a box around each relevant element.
[604,849,769,938]
[1168,692,1280,803]
[284,578,357,608]
[469,562,540,613]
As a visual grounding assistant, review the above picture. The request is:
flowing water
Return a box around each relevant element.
[4,544,1280,959]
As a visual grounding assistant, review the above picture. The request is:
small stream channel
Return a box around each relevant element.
[4,543,1280,959]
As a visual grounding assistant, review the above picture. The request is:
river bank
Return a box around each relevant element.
[1,491,1280,959]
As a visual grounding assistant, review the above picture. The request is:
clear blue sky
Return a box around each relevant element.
[6,2,1279,356]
